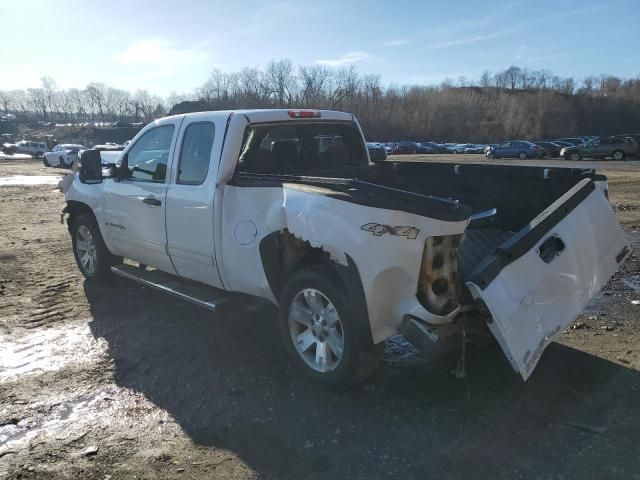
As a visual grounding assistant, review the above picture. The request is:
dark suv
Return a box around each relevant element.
[560,136,638,161]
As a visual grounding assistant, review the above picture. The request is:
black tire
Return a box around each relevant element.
[71,213,121,281]
[42,157,49,167]
[518,151,527,160]
[611,150,625,161]
[278,266,381,391]
[35,151,43,158]
[566,151,580,161]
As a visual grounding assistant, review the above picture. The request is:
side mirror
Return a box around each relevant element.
[78,150,103,184]
[115,153,130,181]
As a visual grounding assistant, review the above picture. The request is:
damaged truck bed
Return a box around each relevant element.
[61,109,631,388]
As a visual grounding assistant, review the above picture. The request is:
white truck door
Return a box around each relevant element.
[467,179,631,380]
[164,116,225,288]
[103,120,181,274]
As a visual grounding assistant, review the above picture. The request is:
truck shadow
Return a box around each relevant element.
[85,279,640,480]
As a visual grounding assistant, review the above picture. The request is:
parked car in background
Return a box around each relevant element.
[393,141,421,154]
[486,141,542,159]
[621,133,640,144]
[554,138,585,146]
[92,143,125,151]
[612,134,640,155]
[552,140,574,149]
[535,141,563,158]
[2,140,47,157]
[416,143,436,154]
[382,143,394,155]
[560,136,638,161]
[463,144,486,154]
[43,144,87,167]
[366,142,387,162]
[420,142,453,154]
[448,143,470,154]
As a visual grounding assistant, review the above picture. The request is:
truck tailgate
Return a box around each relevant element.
[466,179,630,380]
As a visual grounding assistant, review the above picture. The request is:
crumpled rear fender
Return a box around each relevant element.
[221,185,468,344]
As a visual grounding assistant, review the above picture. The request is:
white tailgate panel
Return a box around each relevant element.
[468,190,630,380]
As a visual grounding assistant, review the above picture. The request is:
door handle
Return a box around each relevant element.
[142,196,162,206]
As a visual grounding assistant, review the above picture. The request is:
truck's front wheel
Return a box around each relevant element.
[71,214,121,281]
[279,266,380,390]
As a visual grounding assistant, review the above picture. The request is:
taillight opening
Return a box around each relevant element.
[417,235,462,316]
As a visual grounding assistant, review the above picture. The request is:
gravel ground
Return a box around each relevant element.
[1,158,639,480]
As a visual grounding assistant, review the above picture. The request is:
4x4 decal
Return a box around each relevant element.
[361,223,420,240]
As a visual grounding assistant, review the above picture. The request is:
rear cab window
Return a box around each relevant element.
[177,122,215,184]
[236,122,367,175]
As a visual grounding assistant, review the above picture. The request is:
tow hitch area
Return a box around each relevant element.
[401,314,492,367]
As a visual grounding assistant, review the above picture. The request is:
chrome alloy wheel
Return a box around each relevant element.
[75,225,97,274]
[288,288,345,373]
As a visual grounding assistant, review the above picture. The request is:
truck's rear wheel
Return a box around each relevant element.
[279,266,380,390]
[71,213,121,281]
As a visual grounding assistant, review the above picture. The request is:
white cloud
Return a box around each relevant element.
[383,39,411,47]
[112,39,214,94]
[550,1,627,21]
[239,2,310,36]
[515,45,527,60]
[427,28,519,50]
[316,51,371,66]
[527,52,567,63]
[117,39,209,67]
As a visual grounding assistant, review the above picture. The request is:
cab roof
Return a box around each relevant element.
[161,109,354,124]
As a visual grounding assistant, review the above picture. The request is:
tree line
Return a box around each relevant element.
[0,77,166,123]
[1,62,639,141]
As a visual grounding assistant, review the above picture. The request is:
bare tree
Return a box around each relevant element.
[503,66,522,90]
[0,90,10,112]
[27,87,48,119]
[85,82,107,120]
[41,76,57,120]
[265,59,296,106]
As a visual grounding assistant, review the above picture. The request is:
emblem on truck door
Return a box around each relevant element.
[360,223,420,240]
[106,222,125,231]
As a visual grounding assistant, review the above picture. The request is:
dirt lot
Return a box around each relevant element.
[1,156,639,480]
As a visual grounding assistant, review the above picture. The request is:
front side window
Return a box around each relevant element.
[126,125,175,182]
[177,122,215,184]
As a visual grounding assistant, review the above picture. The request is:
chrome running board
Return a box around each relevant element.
[111,264,229,311]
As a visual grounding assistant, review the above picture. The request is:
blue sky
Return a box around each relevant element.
[0,0,638,96]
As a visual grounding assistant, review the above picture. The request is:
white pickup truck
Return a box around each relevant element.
[60,109,631,389]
